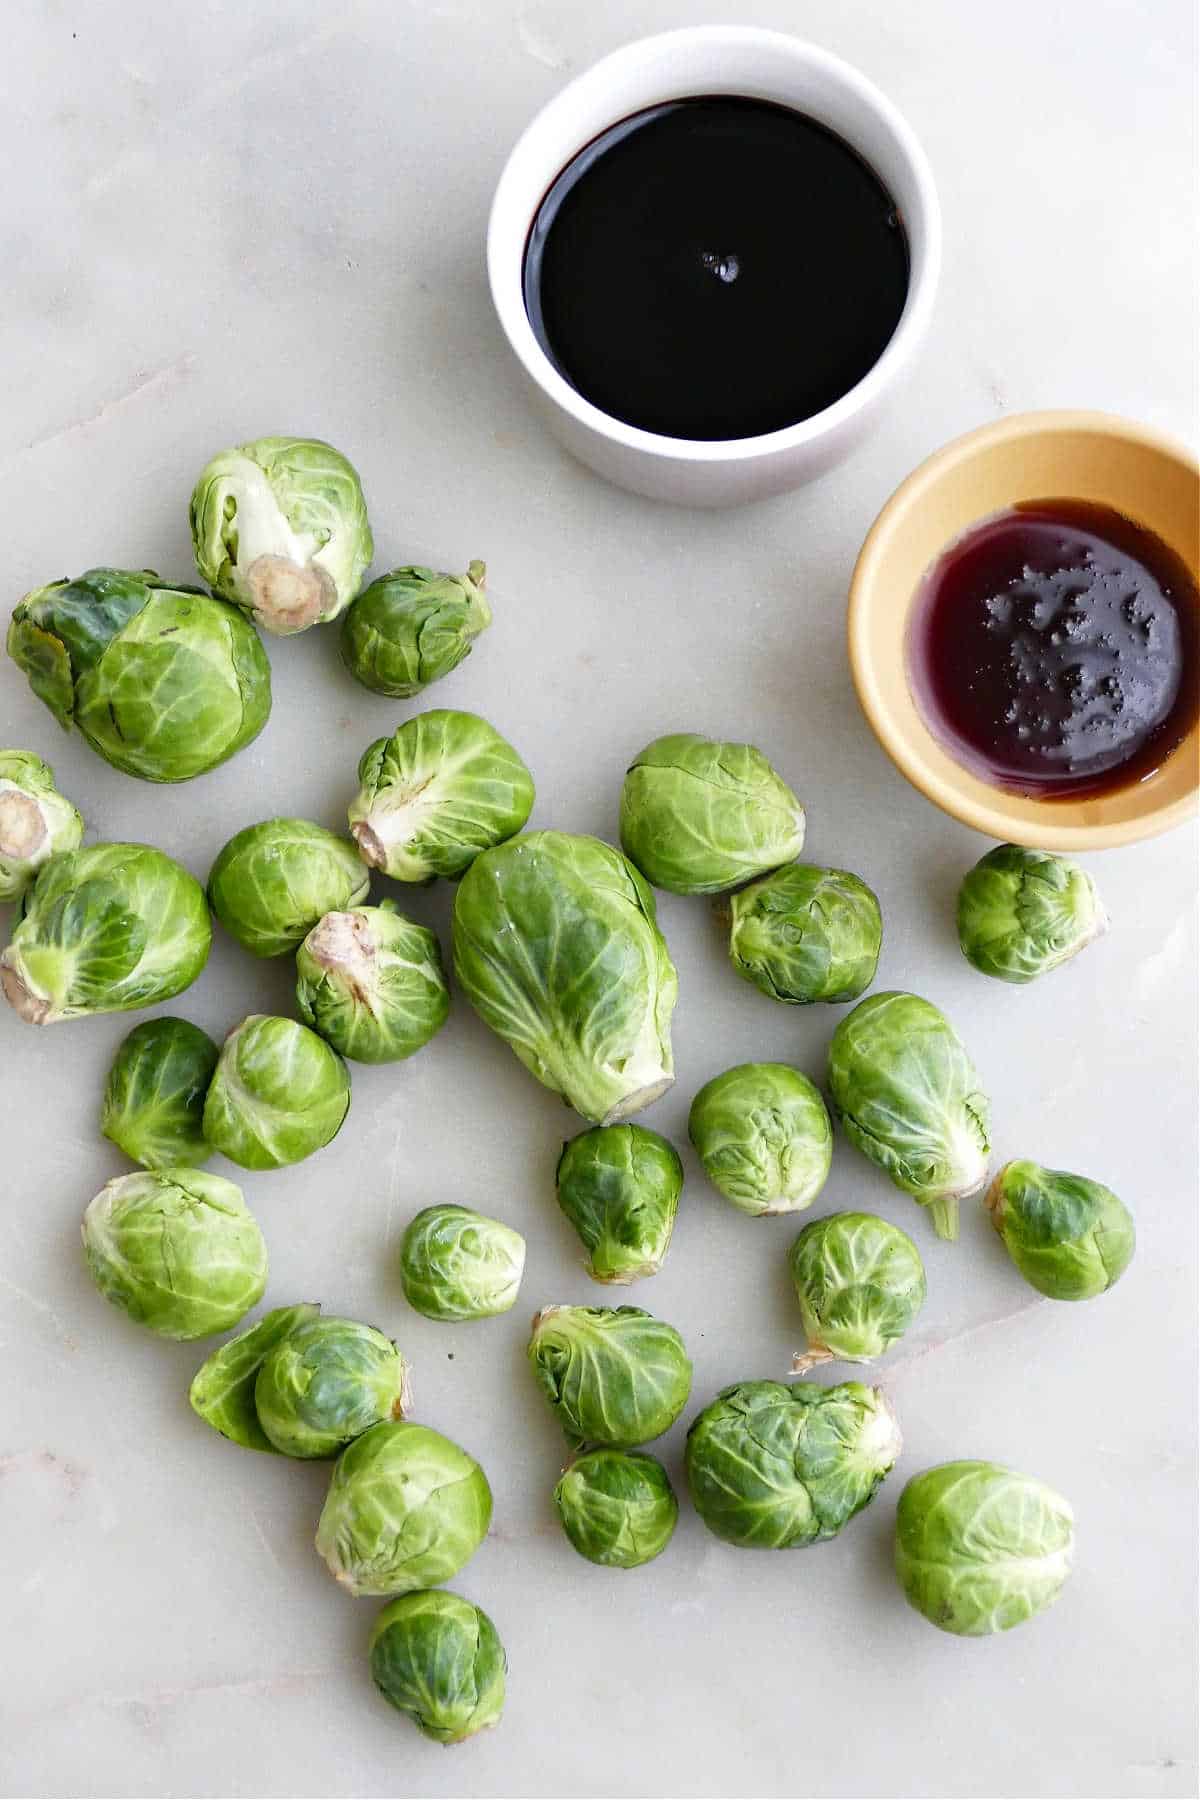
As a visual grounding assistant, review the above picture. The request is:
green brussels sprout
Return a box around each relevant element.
[348,710,534,883]
[189,1302,321,1451]
[7,569,271,781]
[528,1305,692,1448]
[81,1168,267,1340]
[255,1316,411,1458]
[315,1420,492,1596]
[686,1379,901,1549]
[0,750,84,902]
[555,1125,682,1283]
[399,1205,526,1321]
[100,1017,219,1168]
[728,863,882,1005]
[203,1014,351,1170]
[828,992,990,1242]
[553,1448,678,1568]
[957,844,1107,984]
[370,1591,506,1744]
[453,831,678,1125]
[1,842,211,1025]
[296,902,449,1063]
[895,1461,1075,1635]
[619,733,805,895]
[788,1212,926,1371]
[189,435,373,634]
[341,561,492,698]
[986,1159,1135,1300]
[688,1063,832,1217]
[208,818,369,959]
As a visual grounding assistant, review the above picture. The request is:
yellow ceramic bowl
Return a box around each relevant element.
[848,410,1199,848]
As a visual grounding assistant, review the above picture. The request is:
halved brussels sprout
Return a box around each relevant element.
[341,562,492,698]
[296,902,449,1063]
[688,1063,832,1217]
[957,844,1107,984]
[528,1305,692,1448]
[555,1124,682,1283]
[101,1017,219,1168]
[255,1316,410,1458]
[0,750,84,902]
[553,1448,678,1568]
[208,818,369,959]
[370,1590,506,1744]
[203,1015,351,1170]
[788,1212,926,1371]
[728,864,882,1004]
[189,1303,321,1452]
[399,1205,526,1321]
[986,1159,1135,1300]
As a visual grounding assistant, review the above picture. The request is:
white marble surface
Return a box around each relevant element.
[1,3,1196,1796]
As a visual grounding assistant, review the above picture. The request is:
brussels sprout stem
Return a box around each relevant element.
[393,1359,415,1419]
[0,791,47,861]
[245,555,333,635]
[466,560,486,588]
[983,1171,1007,1228]
[790,1345,835,1375]
[928,1195,959,1241]
[0,960,52,1024]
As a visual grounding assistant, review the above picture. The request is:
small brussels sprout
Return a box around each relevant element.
[686,1379,901,1549]
[619,733,805,895]
[341,562,492,699]
[208,818,369,959]
[453,831,678,1125]
[203,1015,351,1170]
[296,902,449,1064]
[189,1302,321,1452]
[7,569,271,781]
[189,435,373,634]
[895,1461,1075,1635]
[316,1420,492,1596]
[788,1212,926,1371]
[688,1063,832,1217]
[728,863,882,1005]
[101,1017,219,1168]
[255,1317,411,1458]
[555,1125,682,1283]
[399,1205,526,1321]
[1,842,211,1025]
[957,844,1107,984]
[0,750,84,902]
[370,1591,506,1744]
[528,1305,692,1448]
[348,710,534,883]
[553,1448,678,1568]
[81,1168,267,1340]
[986,1159,1135,1300]
[828,992,990,1242]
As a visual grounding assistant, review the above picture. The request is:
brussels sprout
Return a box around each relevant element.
[203,1014,351,1170]
[686,1379,900,1549]
[828,992,990,1242]
[895,1461,1075,1635]
[0,750,84,902]
[619,733,805,895]
[555,1125,682,1283]
[957,844,1107,984]
[728,864,882,1005]
[453,832,678,1125]
[255,1317,411,1458]
[100,1017,219,1168]
[553,1448,678,1568]
[341,562,492,699]
[189,436,373,634]
[315,1420,492,1596]
[688,1063,832,1217]
[7,569,271,781]
[208,818,369,959]
[1,842,211,1025]
[528,1305,692,1448]
[986,1159,1135,1300]
[788,1212,926,1371]
[81,1168,267,1340]
[296,903,449,1064]
[399,1205,526,1321]
[189,1302,321,1452]
[348,710,534,883]
[370,1590,506,1744]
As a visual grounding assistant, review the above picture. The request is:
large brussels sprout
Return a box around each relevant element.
[957,844,1107,985]
[189,1303,321,1452]
[728,864,882,1005]
[341,562,492,699]
[986,1159,1135,1300]
[688,1063,832,1217]
[189,436,373,634]
[0,750,83,902]
[296,903,449,1063]
[788,1212,926,1371]
[619,733,805,895]
[895,1461,1075,1635]
[370,1591,506,1744]
[555,1125,682,1283]
[208,818,369,959]
[1,842,211,1025]
[100,1017,219,1168]
[453,832,678,1125]
[255,1317,410,1458]
[348,710,534,883]
[316,1420,492,1596]
[528,1305,692,1448]
[81,1168,267,1340]
[553,1448,678,1568]
[686,1379,900,1548]
[7,569,271,781]
[203,1014,351,1170]
[399,1205,526,1321]
[828,992,990,1242]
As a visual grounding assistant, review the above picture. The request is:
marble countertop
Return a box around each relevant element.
[2,3,1196,1797]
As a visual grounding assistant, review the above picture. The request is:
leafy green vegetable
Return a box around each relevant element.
[553,1448,678,1568]
[399,1205,526,1321]
[986,1159,1135,1299]
[208,818,369,958]
[189,1303,322,1452]
[528,1305,692,1448]
[203,1014,351,1170]
[341,562,492,698]
[100,1017,219,1168]
[688,1063,832,1216]
[729,863,881,1004]
[296,902,449,1063]
[0,750,83,902]
[957,844,1107,984]
[788,1212,926,1371]
[555,1124,682,1283]
[255,1317,410,1458]
[370,1590,506,1743]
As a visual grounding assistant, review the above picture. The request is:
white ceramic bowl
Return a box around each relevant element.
[487,26,941,507]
